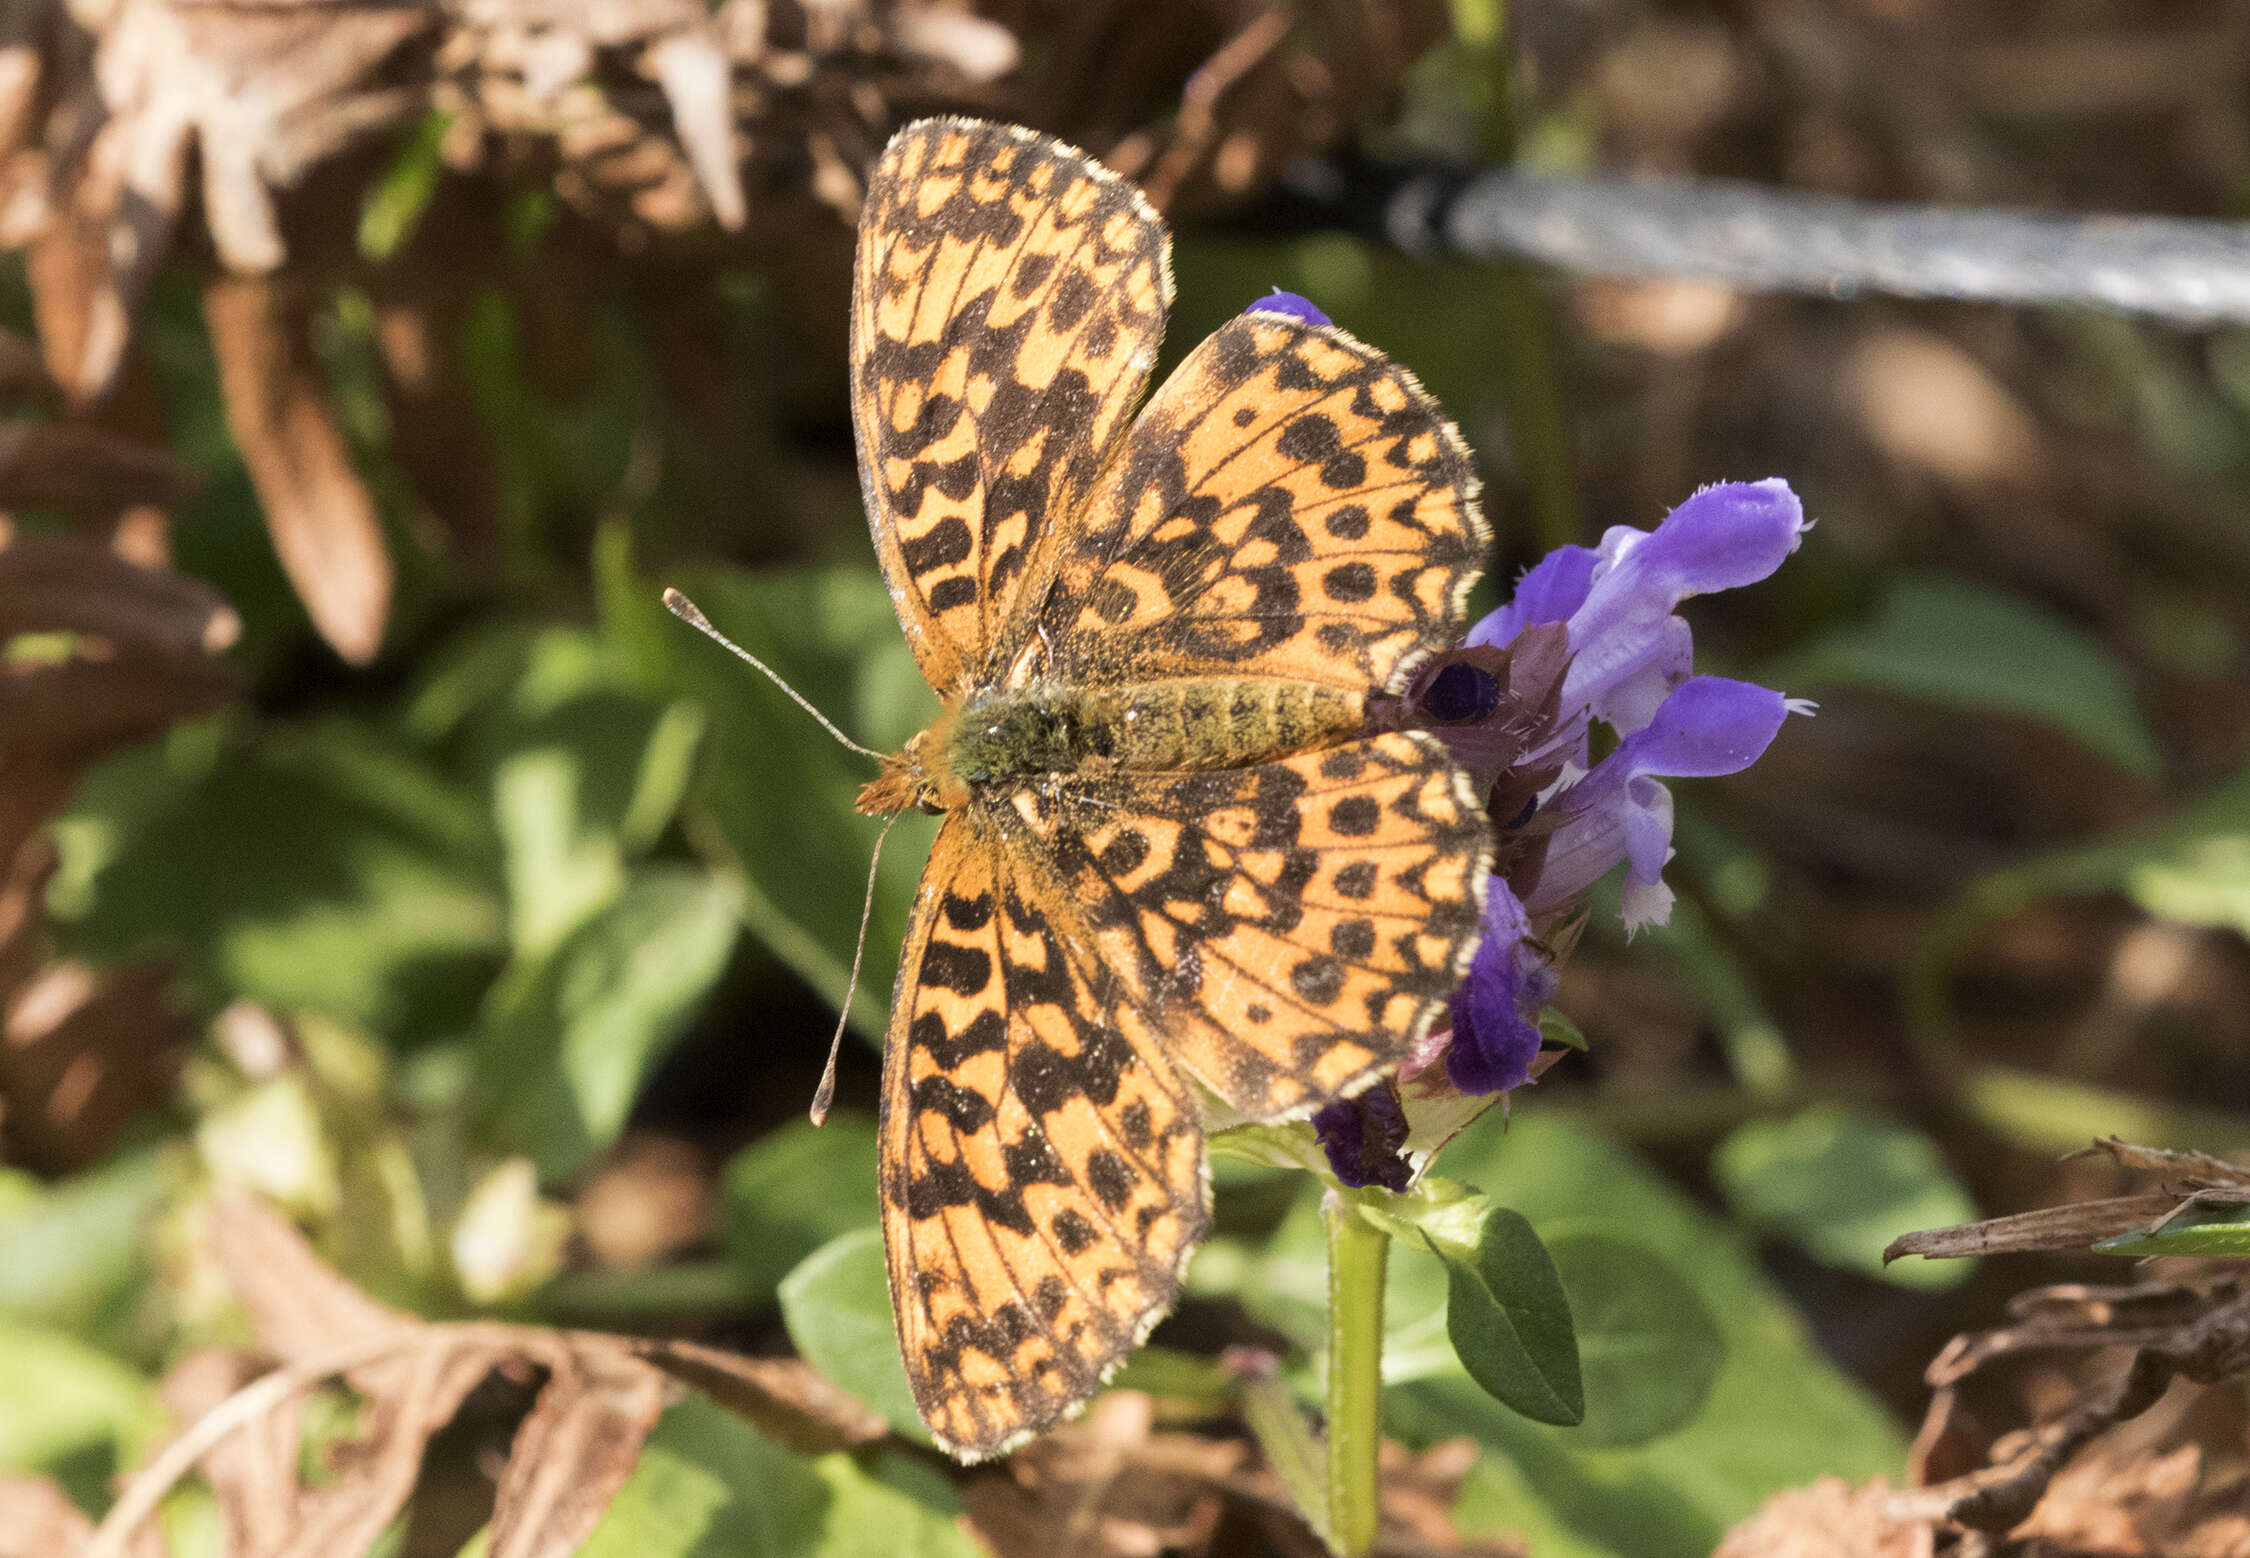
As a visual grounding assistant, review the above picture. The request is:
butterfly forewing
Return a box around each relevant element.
[880,813,1207,1458]
[1034,312,1485,697]
[852,119,1172,695]
[1006,732,1489,1121]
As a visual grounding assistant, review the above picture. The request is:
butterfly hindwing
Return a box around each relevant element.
[852,119,1172,696]
[879,812,1208,1460]
[1004,732,1490,1122]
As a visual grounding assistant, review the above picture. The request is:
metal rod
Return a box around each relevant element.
[1264,159,2250,326]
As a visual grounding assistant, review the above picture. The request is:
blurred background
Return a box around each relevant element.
[5,1,2250,1554]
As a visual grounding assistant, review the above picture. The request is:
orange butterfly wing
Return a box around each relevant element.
[852,118,1172,696]
[1033,310,1485,700]
[879,812,1207,1459]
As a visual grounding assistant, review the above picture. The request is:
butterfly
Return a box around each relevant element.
[849,118,1490,1460]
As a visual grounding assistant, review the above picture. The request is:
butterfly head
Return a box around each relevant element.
[856,713,969,817]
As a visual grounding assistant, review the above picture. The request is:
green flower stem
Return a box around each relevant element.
[1325,1187,1390,1556]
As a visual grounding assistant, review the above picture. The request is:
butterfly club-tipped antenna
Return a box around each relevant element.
[661,587,894,1127]
[661,588,883,760]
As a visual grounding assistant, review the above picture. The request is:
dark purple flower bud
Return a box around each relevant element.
[1246,290,1332,327]
[1313,1084,1413,1190]
[1444,879,1555,1095]
[1421,660,1501,723]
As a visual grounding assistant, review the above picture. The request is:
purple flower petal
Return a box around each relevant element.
[1314,1085,1412,1190]
[1246,290,1331,327]
[1444,879,1552,1094]
[1467,544,1599,649]
[1559,480,1805,728]
[1529,676,1796,920]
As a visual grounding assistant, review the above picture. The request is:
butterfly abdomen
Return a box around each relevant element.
[945,678,1364,786]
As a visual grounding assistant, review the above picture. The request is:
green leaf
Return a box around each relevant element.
[0,1318,163,1492]
[1432,1208,1583,1426]
[1769,573,2160,777]
[1354,1173,1490,1253]
[1237,1373,1330,1543]
[416,625,706,958]
[719,1114,881,1307]
[0,1147,165,1334]
[1543,1234,1722,1447]
[1713,1106,1978,1290]
[358,110,450,261]
[1384,1117,1903,1558]
[645,569,939,1039]
[477,869,738,1180]
[577,1395,977,1558]
[1106,1346,1235,1413]
[2094,1202,2250,1258]
[777,1228,927,1445]
[69,722,504,1040]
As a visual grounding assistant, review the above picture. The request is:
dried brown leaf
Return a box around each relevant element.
[2075,1137,2250,1188]
[488,1339,673,1558]
[160,1349,305,1557]
[203,277,391,664]
[205,1199,417,1364]
[622,1338,885,1455]
[0,420,195,515]
[1,954,185,1172]
[0,1474,105,1558]
[1712,1477,1931,1558]
[1884,1195,2181,1264]
[273,1333,506,1558]
[0,532,235,653]
[1898,1280,2250,1535]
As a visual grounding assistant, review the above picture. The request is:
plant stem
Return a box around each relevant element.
[1325,1187,1389,1556]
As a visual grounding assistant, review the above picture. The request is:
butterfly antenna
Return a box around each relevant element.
[811,811,901,1126]
[662,588,883,761]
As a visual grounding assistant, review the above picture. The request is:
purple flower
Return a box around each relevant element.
[1415,480,1811,1100]
[1313,1083,1412,1191]
[1470,479,1806,752]
[1532,676,1799,929]
[1246,290,1331,327]
[1445,879,1556,1094]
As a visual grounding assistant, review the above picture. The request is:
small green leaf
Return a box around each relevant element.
[478,869,737,1180]
[358,110,450,261]
[1106,1346,1234,1412]
[1770,573,2160,777]
[1546,1233,1723,1447]
[2094,1202,2250,1258]
[0,1147,165,1333]
[1536,1009,1588,1051]
[1714,1105,1978,1289]
[1431,1208,1582,1426]
[720,1114,880,1307]
[0,1318,163,1487]
[1352,1174,1489,1254]
[1237,1373,1330,1543]
[778,1228,927,1444]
